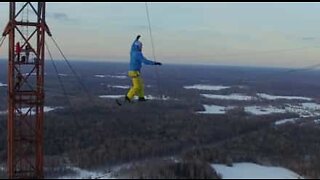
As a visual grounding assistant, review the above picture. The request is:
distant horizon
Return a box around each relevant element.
[0,58,311,71]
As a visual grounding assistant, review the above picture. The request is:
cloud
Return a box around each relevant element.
[47,12,78,23]
[52,13,69,20]
[302,37,316,41]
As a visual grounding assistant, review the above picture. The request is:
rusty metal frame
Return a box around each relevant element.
[3,2,47,179]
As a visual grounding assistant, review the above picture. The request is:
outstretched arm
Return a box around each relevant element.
[138,52,162,65]
[143,57,162,65]
[142,57,156,65]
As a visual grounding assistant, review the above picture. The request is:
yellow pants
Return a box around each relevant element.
[127,71,144,100]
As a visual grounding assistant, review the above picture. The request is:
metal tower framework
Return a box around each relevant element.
[2,2,50,179]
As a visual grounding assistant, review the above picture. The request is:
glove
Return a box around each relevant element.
[154,62,162,66]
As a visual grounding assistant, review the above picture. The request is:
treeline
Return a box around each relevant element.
[115,158,220,179]
[0,94,316,178]
[41,98,281,170]
[181,124,320,179]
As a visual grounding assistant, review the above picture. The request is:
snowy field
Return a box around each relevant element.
[244,106,286,115]
[99,95,172,101]
[257,93,312,101]
[200,92,312,102]
[99,95,124,99]
[274,118,299,126]
[197,105,227,114]
[58,73,68,77]
[201,94,256,101]
[199,102,320,121]
[107,85,130,89]
[211,162,304,179]
[94,74,127,79]
[190,84,320,125]
[56,164,136,179]
[107,75,127,79]
[0,106,62,116]
[94,74,106,78]
[184,84,230,91]
[58,166,111,179]
[57,162,304,179]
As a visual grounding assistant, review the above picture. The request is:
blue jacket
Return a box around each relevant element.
[129,39,155,71]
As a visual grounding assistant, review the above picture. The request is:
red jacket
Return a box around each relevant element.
[15,43,21,53]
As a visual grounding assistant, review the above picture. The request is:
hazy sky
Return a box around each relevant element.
[1,2,320,68]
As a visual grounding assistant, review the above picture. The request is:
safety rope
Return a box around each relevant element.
[0,36,6,49]
[46,41,83,164]
[49,36,98,105]
[45,41,79,124]
[0,55,6,131]
[145,2,164,100]
[145,3,156,63]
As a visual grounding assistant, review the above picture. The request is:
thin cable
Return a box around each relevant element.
[145,2,164,99]
[46,41,82,159]
[145,2,156,63]
[49,36,99,105]
[46,42,75,114]
[0,36,6,49]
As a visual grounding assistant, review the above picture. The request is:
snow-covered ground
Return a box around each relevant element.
[314,119,320,124]
[58,166,112,179]
[99,95,124,99]
[184,84,230,91]
[197,101,320,126]
[274,118,299,126]
[197,104,227,114]
[244,106,286,115]
[257,93,312,101]
[99,95,172,101]
[0,106,63,116]
[197,98,320,124]
[24,72,37,76]
[58,73,68,77]
[0,82,7,87]
[284,103,320,118]
[142,95,172,101]
[201,94,256,101]
[94,74,106,78]
[300,102,320,110]
[244,103,320,118]
[94,75,127,79]
[107,85,130,89]
[106,75,127,79]
[106,85,151,89]
[23,72,49,76]
[57,163,137,179]
[200,93,313,102]
[56,161,304,179]
[211,162,303,179]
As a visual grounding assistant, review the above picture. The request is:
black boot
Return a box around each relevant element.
[116,96,131,106]
[125,96,132,103]
[138,97,147,102]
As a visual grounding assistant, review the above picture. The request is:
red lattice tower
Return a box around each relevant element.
[2,2,51,179]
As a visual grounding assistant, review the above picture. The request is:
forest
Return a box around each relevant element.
[0,60,320,178]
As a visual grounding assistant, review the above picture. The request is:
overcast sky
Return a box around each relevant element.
[1,2,320,68]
